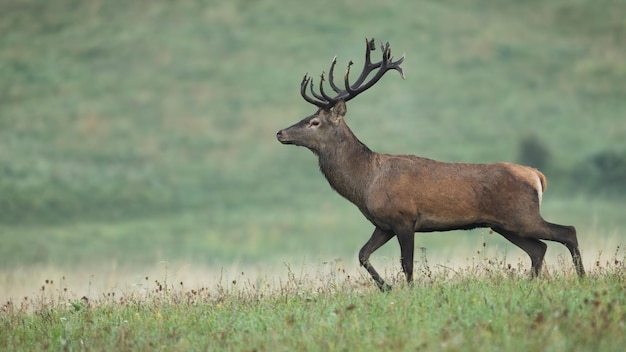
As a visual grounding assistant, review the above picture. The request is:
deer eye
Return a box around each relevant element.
[310,119,321,127]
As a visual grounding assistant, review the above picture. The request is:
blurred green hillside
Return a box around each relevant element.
[1,0,625,267]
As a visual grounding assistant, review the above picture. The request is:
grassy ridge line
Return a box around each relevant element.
[0,194,623,269]
[1,260,625,351]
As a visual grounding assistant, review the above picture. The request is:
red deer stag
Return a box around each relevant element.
[276,38,585,291]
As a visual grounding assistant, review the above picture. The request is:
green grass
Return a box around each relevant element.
[2,257,625,351]
[1,0,626,349]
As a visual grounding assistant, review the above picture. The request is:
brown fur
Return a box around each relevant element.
[277,40,583,290]
[277,102,585,290]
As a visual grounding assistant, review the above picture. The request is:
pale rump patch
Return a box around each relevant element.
[536,175,543,206]
[532,168,547,207]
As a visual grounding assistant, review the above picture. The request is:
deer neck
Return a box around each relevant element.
[316,128,374,206]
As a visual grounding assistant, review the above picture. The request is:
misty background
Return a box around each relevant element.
[1,0,625,298]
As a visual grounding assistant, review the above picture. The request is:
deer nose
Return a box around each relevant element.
[276,129,292,144]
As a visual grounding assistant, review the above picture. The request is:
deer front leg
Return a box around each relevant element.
[359,227,394,291]
[396,228,415,284]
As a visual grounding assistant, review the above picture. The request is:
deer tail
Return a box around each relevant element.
[534,169,547,206]
[535,169,547,193]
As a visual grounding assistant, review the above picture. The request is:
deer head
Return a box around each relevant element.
[276,38,405,155]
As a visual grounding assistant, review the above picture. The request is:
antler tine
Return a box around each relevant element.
[327,57,343,94]
[393,54,406,79]
[344,60,355,95]
[349,38,383,89]
[299,38,405,109]
[300,74,330,109]
[387,50,406,80]
[381,41,406,79]
[309,73,329,103]
[342,38,405,102]
[318,72,336,103]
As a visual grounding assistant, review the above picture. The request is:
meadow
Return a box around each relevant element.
[1,0,625,350]
[2,257,626,351]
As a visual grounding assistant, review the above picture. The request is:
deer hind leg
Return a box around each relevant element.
[492,227,547,277]
[541,222,585,277]
[359,227,395,291]
[498,219,585,277]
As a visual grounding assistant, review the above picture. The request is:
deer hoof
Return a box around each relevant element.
[379,283,393,292]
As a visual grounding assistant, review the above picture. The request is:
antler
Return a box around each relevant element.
[301,38,405,110]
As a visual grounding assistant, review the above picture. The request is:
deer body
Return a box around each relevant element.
[277,39,584,291]
[313,123,543,233]
[359,158,542,233]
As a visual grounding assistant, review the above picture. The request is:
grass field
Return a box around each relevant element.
[2,256,625,351]
[1,0,625,350]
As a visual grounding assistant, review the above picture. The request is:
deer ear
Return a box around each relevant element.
[331,100,347,121]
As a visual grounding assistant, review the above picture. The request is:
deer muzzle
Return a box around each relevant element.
[276,129,292,144]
